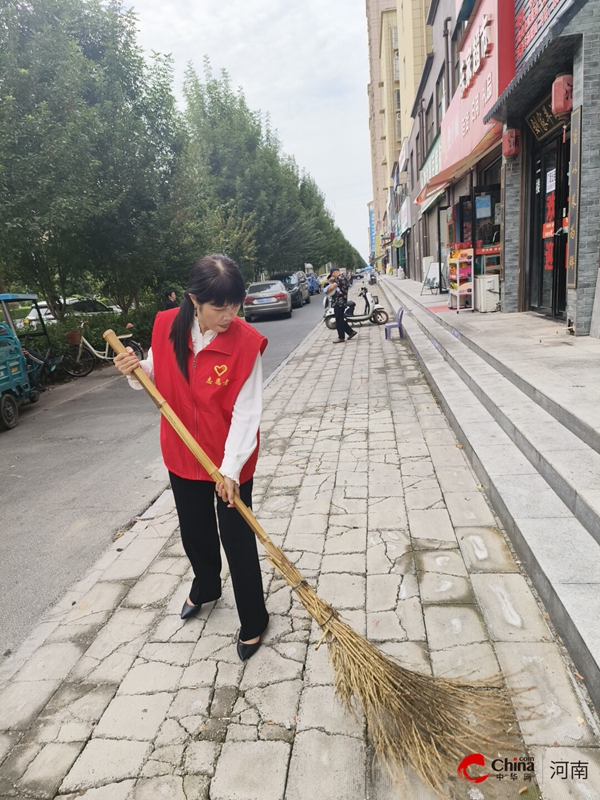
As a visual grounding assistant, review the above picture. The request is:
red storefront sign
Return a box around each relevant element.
[441,0,515,173]
[515,0,572,70]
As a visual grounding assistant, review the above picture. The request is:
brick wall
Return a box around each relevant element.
[564,0,600,334]
[502,152,521,312]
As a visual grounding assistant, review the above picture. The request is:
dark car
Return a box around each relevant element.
[270,272,310,308]
[243,281,292,322]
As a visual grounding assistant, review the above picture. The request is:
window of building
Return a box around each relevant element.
[396,113,402,142]
[482,157,502,186]
[420,215,430,258]
[392,26,398,50]
[451,22,468,97]
[452,37,460,98]
[394,51,399,81]
[403,57,407,86]
[395,89,401,111]
[436,67,446,128]
[416,132,421,170]
[425,99,435,153]
[410,150,414,190]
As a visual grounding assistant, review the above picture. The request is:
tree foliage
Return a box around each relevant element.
[0,0,364,307]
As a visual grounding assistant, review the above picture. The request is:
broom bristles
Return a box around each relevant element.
[267,548,518,796]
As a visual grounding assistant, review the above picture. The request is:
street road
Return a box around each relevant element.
[0,297,325,658]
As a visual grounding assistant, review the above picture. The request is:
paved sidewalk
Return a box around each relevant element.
[1,291,599,800]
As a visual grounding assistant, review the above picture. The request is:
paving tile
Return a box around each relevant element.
[456,526,519,573]
[496,642,598,747]
[210,741,290,800]
[286,730,365,800]
[296,685,362,737]
[317,573,365,610]
[244,680,302,729]
[14,643,83,683]
[423,605,488,649]
[407,508,456,543]
[94,694,173,741]
[117,662,183,695]
[443,491,497,527]
[60,740,151,792]
[18,742,83,798]
[59,779,136,799]
[0,680,61,731]
[123,573,180,608]
[471,573,552,642]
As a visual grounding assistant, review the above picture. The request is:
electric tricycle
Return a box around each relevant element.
[0,294,62,430]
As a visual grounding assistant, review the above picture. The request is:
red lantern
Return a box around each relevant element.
[502,128,521,159]
[552,74,573,116]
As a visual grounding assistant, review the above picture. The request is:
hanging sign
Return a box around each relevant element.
[526,96,563,141]
[567,106,582,289]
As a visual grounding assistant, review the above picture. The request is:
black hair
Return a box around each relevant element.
[169,254,246,378]
[165,289,175,298]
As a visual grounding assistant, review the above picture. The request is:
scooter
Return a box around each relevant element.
[324,285,389,330]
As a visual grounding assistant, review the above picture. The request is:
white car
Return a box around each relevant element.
[26,298,120,324]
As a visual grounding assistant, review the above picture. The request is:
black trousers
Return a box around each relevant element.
[334,303,354,340]
[169,473,269,641]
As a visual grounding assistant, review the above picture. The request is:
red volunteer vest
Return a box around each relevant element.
[152,310,267,482]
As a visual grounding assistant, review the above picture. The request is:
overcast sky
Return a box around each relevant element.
[128,0,372,259]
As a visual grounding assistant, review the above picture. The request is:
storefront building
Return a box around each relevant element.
[417,0,516,309]
[487,0,600,333]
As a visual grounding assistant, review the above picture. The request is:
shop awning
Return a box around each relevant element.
[419,185,449,214]
[416,124,502,204]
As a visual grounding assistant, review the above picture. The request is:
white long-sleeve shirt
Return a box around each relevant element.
[127,318,262,484]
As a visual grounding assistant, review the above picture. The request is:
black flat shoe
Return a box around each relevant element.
[180,600,201,620]
[237,637,261,661]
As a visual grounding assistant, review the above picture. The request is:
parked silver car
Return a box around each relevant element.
[243,281,292,322]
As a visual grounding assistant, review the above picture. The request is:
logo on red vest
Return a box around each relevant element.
[206,364,229,386]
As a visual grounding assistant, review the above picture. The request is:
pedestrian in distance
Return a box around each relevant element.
[114,255,269,661]
[164,289,179,310]
[326,266,357,343]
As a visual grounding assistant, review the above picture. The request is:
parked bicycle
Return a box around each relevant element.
[63,321,144,377]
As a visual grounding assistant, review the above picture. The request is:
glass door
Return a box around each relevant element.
[529,135,569,317]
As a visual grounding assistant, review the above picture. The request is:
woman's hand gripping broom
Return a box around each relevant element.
[105,329,518,795]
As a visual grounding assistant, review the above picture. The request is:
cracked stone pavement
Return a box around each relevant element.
[1,294,599,800]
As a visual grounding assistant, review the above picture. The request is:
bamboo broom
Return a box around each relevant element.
[105,329,517,795]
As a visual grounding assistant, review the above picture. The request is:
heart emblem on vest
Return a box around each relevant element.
[214,365,228,377]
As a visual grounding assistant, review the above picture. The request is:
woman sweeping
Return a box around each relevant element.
[114,254,269,661]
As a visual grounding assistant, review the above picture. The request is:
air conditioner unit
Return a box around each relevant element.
[474,275,500,312]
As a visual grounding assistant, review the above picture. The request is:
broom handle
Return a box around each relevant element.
[103,329,272,552]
